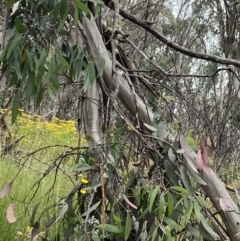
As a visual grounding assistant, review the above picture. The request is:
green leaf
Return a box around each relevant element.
[7,35,23,59]
[15,59,22,79]
[30,201,41,226]
[167,192,174,216]
[97,58,105,77]
[149,186,160,213]
[179,165,194,193]
[144,123,157,132]
[200,215,219,240]
[183,201,193,226]
[157,121,167,139]
[54,202,68,226]
[36,83,44,108]
[52,1,62,23]
[9,72,18,86]
[35,51,47,76]
[158,194,165,218]
[186,135,196,149]
[72,0,90,14]
[184,154,199,173]
[163,95,175,101]
[185,223,198,237]
[55,49,70,69]
[26,71,36,99]
[88,62,96,84]
[81,201,101,217]
[50,74,60,90]
[165,228,173,241]
[193,199,201,223]
[186,164,207,185]
[125,213,132,240]
[74,6,79,26]
[164,217,182,231]
[151,226,158,241]
[71,164,91,172]
[97,224,121,234]
[12,91,20,123]
[47,84,55,101]
[171,186,188,195]
[168,148,176,164]
[196,196,208,208]
[57,8,69,32]
[15,19,24,33]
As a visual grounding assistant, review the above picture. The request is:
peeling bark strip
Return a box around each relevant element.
[103,0,240,68]
[80,16,154,125]
[80,12,240,241]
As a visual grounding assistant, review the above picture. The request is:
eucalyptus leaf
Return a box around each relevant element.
[149,186,160,213]
[125,213,132,240]
[157,121,167,139]
[144,123,158,132]
[97,224,121,234]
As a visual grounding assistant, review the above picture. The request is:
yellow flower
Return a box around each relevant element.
[80,189,87,194]
[26,226,32,233]
[81,178,89,184]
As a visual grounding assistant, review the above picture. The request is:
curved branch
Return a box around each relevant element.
[103,0,240,68]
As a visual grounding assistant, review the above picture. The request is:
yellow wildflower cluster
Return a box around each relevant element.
[0,109,87,151]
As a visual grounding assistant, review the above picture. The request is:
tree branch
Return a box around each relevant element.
[103,0,240,68]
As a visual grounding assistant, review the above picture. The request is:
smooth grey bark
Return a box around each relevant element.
[80,15,240,241]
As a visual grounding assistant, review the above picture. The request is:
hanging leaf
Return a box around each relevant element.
[167,192,174,216]
[193,199,201,223]
[185,135,196,149]
[0,182,12,198]
[97,224,121,233]
[72,0,90,14]
[144,123,157,132]
[46,202,68,229]
[12,91,20,123]
[57,8,69,32]
[180,135,197,159]
[30,201,41,226]
[158,194,165,218]
[182,201,193,226]
[168,148,176,164]
[81,201,101,217]
[186,163,207,185]
[149,186,160,213]
[7,35,23,59]
[179,165,194,193]
[26,71,36,99]
[184,154,199,173]
[97,58,105,77]
[171,186,188,195]
[163,95,175,101]
[125,213,132,240]
[151,226,158,241]
[200,215,219,240]
[157,121,167,139]
[6,203,16,223]
[185,223,198,237]
[164,217,182,231]
[30,221,40,241]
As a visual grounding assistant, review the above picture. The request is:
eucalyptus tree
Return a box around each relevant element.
[1,0,240,240]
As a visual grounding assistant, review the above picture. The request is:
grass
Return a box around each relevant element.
[0,110,86,241]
